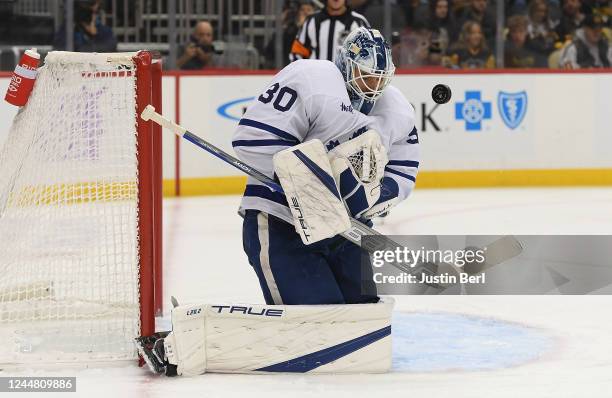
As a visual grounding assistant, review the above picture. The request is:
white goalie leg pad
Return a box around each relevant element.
[163,305,207,376]
[273,139,350,244]
[165,298,394,375]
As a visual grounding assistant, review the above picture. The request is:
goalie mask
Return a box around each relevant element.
[335,27,395,114]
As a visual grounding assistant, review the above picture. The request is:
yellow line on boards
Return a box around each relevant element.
[416,169,612,188]
[162,168,612,197]
[163,176,248,197]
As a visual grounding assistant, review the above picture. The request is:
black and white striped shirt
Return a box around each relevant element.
[290,8,370,63]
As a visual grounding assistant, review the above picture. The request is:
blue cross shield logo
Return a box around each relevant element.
[455,91,492,131]
[498,91,527,129]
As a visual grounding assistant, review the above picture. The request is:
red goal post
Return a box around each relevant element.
[134,51,163,340]
[0,50,162,364]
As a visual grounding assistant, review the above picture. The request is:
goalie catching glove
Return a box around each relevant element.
[328,130,398,219]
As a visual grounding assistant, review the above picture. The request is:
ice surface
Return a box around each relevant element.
[3,188,612,397]
[391,312,554,372]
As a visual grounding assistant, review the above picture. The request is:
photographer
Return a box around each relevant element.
[53,0,117,52]
[177,21,218,70]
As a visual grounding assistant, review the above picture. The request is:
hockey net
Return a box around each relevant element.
[0,51,162,365]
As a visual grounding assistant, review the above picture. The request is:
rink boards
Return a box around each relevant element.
[2,69,611,195]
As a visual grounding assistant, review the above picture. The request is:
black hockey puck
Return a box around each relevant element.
[432,84,452,104]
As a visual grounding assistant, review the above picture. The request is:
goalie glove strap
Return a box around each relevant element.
[362,177,400,219]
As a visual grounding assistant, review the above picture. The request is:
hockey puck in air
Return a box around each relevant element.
[431,84,452,104]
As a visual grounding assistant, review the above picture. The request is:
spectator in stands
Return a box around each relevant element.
[555,0,585,41]
[392,26,437,68]
[505,15,538,67]
[447,20,495,68]
[400,0,430,28]
[451,0,471,17]
[349,0,414,33]
[53,0,117,52]
[526,0,559,66]
[383,1,446,68]
[297,2,316,24]
[289,0,369,62]
[584,1,611,34]
[426,0,454,56]
[591,0,611,21]
[579,0,607,16]
[263,0,315,68]
[177,21,218,70]
[507,0,531,16]
[559,14,611,68]
[454,0,496,43]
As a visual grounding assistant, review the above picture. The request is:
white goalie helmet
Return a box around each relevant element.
[335,27,395,113]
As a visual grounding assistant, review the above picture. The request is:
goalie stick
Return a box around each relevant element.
[140,105,522,289]
[141,105,383,247]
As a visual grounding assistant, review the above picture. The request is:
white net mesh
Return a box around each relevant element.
[348,149,378,183]
[0,52,142,364]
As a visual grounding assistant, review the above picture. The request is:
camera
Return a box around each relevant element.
[189,36,223,55]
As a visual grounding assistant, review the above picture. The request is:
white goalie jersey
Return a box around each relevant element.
[232,59,419,224]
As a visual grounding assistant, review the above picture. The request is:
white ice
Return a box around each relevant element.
[3,187,612,397]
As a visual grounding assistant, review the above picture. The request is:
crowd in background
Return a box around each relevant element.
[276,0,611,69]
[379,0,612,68]
[0,0,610,70]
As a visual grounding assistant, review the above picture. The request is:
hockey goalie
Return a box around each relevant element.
[137,28,419,376]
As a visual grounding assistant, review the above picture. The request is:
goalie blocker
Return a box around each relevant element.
[273,139,351,244]
[273,130,396,245]
[142,298,394,376]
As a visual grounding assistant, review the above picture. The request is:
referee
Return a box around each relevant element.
[289,0,370,63]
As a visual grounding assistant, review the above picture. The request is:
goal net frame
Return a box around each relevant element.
[134,50,163,345]
[0,50,163,365]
